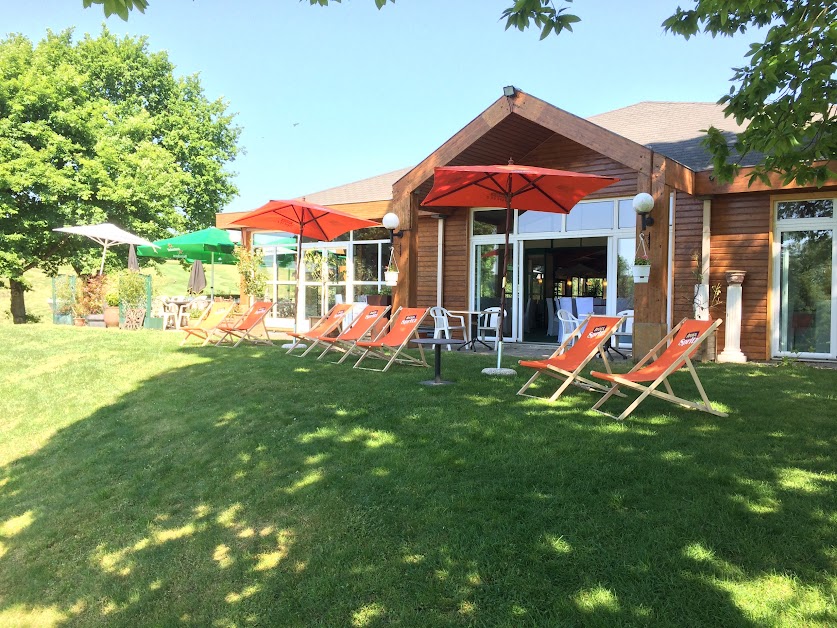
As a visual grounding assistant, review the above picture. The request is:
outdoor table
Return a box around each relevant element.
[165,297,193,330]
[411,337,467,385]
[448,310,494,351]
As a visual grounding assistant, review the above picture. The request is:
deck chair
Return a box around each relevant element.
[179,301,235,346]
[353,307,429,372]
[517,315,625,401]
[285,303,354,356]
[590,318,728,421]
[205,300,274,348]
[315,304,391,363]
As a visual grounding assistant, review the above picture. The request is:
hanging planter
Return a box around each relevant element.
[632,232,651,283]
[384,247,399,286]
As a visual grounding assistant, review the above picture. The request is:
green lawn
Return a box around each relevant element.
[1,325,835,626]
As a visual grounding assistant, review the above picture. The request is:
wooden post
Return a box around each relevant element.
[633,153,670,359]
[392,193,418,310]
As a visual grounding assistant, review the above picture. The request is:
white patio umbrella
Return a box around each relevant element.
[54,223,158,274]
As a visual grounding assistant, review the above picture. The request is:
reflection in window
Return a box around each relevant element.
[566,200,614,231]
[618,199,636,229]
[616,237,635,310]
[473,210,510,235]
[519,210,562,233]
[777,199,833,220]
[353,243,380,282]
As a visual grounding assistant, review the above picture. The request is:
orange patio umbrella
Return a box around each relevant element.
[421,163,618,371]
[230,199,380,331]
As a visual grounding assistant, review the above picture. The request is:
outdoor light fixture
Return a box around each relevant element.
[382,211,411,252]
[503,85,517,97]
[632,192,655,231]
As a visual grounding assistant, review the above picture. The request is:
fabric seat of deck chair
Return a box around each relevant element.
[590,318,728,420]
[517,315,624,401]
[208,300,274,347]
[353,307,429,372]
[316,304,391,363]
[285,303,354,356]
[179,301,234,346]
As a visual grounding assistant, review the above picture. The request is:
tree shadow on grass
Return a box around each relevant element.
[1,349,835,626]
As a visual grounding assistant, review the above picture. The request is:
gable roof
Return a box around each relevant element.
[588,101,749,171]
[300,167,412,206]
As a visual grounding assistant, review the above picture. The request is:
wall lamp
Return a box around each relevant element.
[632,192,655,231]
[503,85,517,97]
[382,212,410,249]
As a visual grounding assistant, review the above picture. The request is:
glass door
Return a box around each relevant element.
[474,242,516,341]
[776,229,833,356]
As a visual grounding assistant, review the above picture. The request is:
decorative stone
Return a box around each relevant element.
[481,367,517,377]
[725,270,746,284]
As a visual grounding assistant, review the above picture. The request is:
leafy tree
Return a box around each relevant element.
[0,28,240,323]
[90,0,835,187]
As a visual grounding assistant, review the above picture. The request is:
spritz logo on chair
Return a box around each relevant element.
[587,325,607,338]
[678,331,699,346]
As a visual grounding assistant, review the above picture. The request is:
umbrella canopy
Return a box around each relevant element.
[188,260,207,294]
[135,227,237,264]
[231,199,380,330]
[54,222,157,274]
[422,163,618,369]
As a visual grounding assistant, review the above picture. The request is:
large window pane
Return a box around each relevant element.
[779,230,832,353]
[777,199,833,220]
[473,210,510,235]
[474,244,514,336]
[273,285,295,318]
[353,226,390,241]
[618,199,636,229]
[305,285,322,318]
[567,200,614,231]
[519,210,562,233]
[327,248,347,283]
[304,250,323,282]
[354,243,379,281]
[616,237,635,311]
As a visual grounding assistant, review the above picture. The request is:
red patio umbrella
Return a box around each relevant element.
[230,199,380,331]
[422,163,618,370]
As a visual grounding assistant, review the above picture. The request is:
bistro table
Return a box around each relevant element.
[411,337,467,385]
[448,310,494,351]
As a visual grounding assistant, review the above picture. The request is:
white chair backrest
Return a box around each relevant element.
[557,309,579,335]
[558,297,574,314]
[429,306,450,331]
[616,309,634,334]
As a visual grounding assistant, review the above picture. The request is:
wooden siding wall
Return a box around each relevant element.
[522,135,639,198]
[672,192,704,324]
[710,193,771,360]
[415,213,470,310]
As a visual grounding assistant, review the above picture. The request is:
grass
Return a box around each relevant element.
[0,262,240,325]
[1,325,836,626]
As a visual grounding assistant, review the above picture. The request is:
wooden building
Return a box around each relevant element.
[221,89,837,361]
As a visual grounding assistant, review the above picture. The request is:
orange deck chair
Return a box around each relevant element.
[285,303,354,356]
[179,301,234,346]
[353,307,430,372]
[315,304,391,363]
[205,300,274,348]
[590,318,728,420]
[517,315,625,401]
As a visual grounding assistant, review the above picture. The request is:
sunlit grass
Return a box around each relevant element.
[0,324,835,625]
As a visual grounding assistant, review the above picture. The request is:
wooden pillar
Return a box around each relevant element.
[392,192,418,309]
[633,153,670,358]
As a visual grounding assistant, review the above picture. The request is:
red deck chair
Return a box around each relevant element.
[205,300,274,348]
[316,304,391,363]
[517,315,625,401]
[285,303,354,356]
[590,318,728,420]
[353,307,429,372]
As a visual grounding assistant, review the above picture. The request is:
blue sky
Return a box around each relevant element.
[6,1,762,214]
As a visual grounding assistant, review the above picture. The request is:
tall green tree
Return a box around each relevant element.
[89,0,835,187]
[0,28,240,323]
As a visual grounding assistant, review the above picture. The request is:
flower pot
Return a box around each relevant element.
[73,317,87,327]
[86,313,106,328]
[103,306,120,328]
[384,270,399,286]
[632,265,650,283]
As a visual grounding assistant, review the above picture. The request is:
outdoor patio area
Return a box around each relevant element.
[1,324,835,626]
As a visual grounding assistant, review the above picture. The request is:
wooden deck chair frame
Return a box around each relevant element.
[179,301,234,346]
[316,304,391,364]
[353,307,429,372]
[285,303,354,356]
[590,318,728,421]
[517,314,626,401]
[206,300,274,348]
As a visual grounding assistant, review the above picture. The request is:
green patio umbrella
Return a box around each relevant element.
[136,227,238,299]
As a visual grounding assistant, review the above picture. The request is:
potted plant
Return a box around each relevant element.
[632,254,651,283]
[71,283,88,326]
[234,246,268,306]
[104,291,120,328]
[118,270,148,330]
[82,274,107,328]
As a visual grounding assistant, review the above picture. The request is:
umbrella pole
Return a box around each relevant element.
[211,252,215,300]
[99,244,108,275]
[294,237,303,334]
[496,198,514,370]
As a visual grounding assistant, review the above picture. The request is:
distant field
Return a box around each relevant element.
[0,262,240,325]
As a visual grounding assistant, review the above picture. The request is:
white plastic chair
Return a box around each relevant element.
[575,297,594,320]
[613,309,634,352]
[153,298,177,330]
[429,306,468,350]
[476,307,504,350]
[556,309,580,347]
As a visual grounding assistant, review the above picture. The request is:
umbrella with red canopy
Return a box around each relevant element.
[422,163,618,371]
[230,199,380,331]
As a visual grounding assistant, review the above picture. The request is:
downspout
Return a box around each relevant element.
[435,214,446,306]
[698,198,712,321]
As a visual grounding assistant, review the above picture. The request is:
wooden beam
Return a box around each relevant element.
[511,91,653,174]
[391,194,418,309]
[662,157,695,195]
[694,160,837,195]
